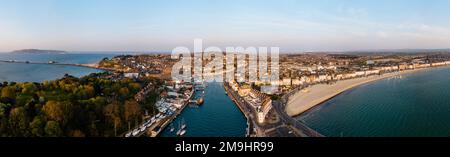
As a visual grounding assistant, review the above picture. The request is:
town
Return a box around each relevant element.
[94,51,450,137]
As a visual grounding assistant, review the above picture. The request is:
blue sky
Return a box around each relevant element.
[1,0,450,52]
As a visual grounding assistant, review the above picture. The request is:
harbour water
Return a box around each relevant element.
[0,53,115,82]
[298,67,450,137]
[160,82,247,137]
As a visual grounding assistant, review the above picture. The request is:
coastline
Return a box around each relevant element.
[0,60,112,72]
[285,68,432,117]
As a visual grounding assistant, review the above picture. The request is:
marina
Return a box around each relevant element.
[160,82,247,137]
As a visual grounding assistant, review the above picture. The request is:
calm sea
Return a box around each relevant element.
[298,67,450,137]
[0,53,115,82]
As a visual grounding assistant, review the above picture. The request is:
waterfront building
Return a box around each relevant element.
[345,73,357,79]
[355,71,365,77]
[124,72,139,78]
[308,75,318,83]
[292,79,302,86]
[238,84,251,97]
[257,98,272,124]
[432,62,446,67]
[335,74,344,80]
[398,64,407,70]
[318,75,328,82]
[365,70,380,76]
[282,78,292,86]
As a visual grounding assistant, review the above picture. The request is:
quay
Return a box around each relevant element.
[223,83,255,137]
[127,88,194,137]
[149,92,191,137]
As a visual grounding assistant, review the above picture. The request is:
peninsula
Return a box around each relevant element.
[11,49,67,54]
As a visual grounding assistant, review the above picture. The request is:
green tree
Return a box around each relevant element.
[30,116,45,137]
[9,107,29,136]
[70,130,86,137]
[21,83,37,95]
[129,83,141,93]
[44,121,63,137]
[104,102,122,136]
[124,100,142,127]
[0,103,11,118]
[119,87,130,99]
[1,86,16,99]
[42,101,73,126]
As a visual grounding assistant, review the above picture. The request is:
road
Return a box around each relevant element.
[272,100,324,137]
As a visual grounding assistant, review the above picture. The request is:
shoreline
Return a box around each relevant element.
[0,60,113,72]
[285,67,435,117]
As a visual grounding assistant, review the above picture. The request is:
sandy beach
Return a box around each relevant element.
[286,69,428,117]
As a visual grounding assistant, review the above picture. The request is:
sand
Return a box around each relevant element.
[285,69,427,117]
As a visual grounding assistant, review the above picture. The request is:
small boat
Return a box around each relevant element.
[181,118,187,129]
[196,97,204,105]
[179,130,186,136]
[176,119,187,136]
[170,124,175,132]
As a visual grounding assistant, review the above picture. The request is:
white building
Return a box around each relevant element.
[124,73,139,78]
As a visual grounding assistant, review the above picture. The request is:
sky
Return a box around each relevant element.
[1,0,450,52]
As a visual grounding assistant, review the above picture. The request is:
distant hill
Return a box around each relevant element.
[11,49,67,54]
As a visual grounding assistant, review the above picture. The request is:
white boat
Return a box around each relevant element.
[179,130,186,136]
[175,118,187,136]
[169,123,175,132]
[132,130,139,136]
[181,118,187,129]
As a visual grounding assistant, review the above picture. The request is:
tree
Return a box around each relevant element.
[70,130,86,137]
[104,102,122,136]
[30,116,45,137]
[77,85,95,99]
[1,86,16,99]
[119,87,130,99]
[44,121,63,137]
[129,83,141,93]
[42,101,73,126]
[0,103,11,118]
[9,107,29,136]
[124,100,142,127]
[21,83,37,95]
